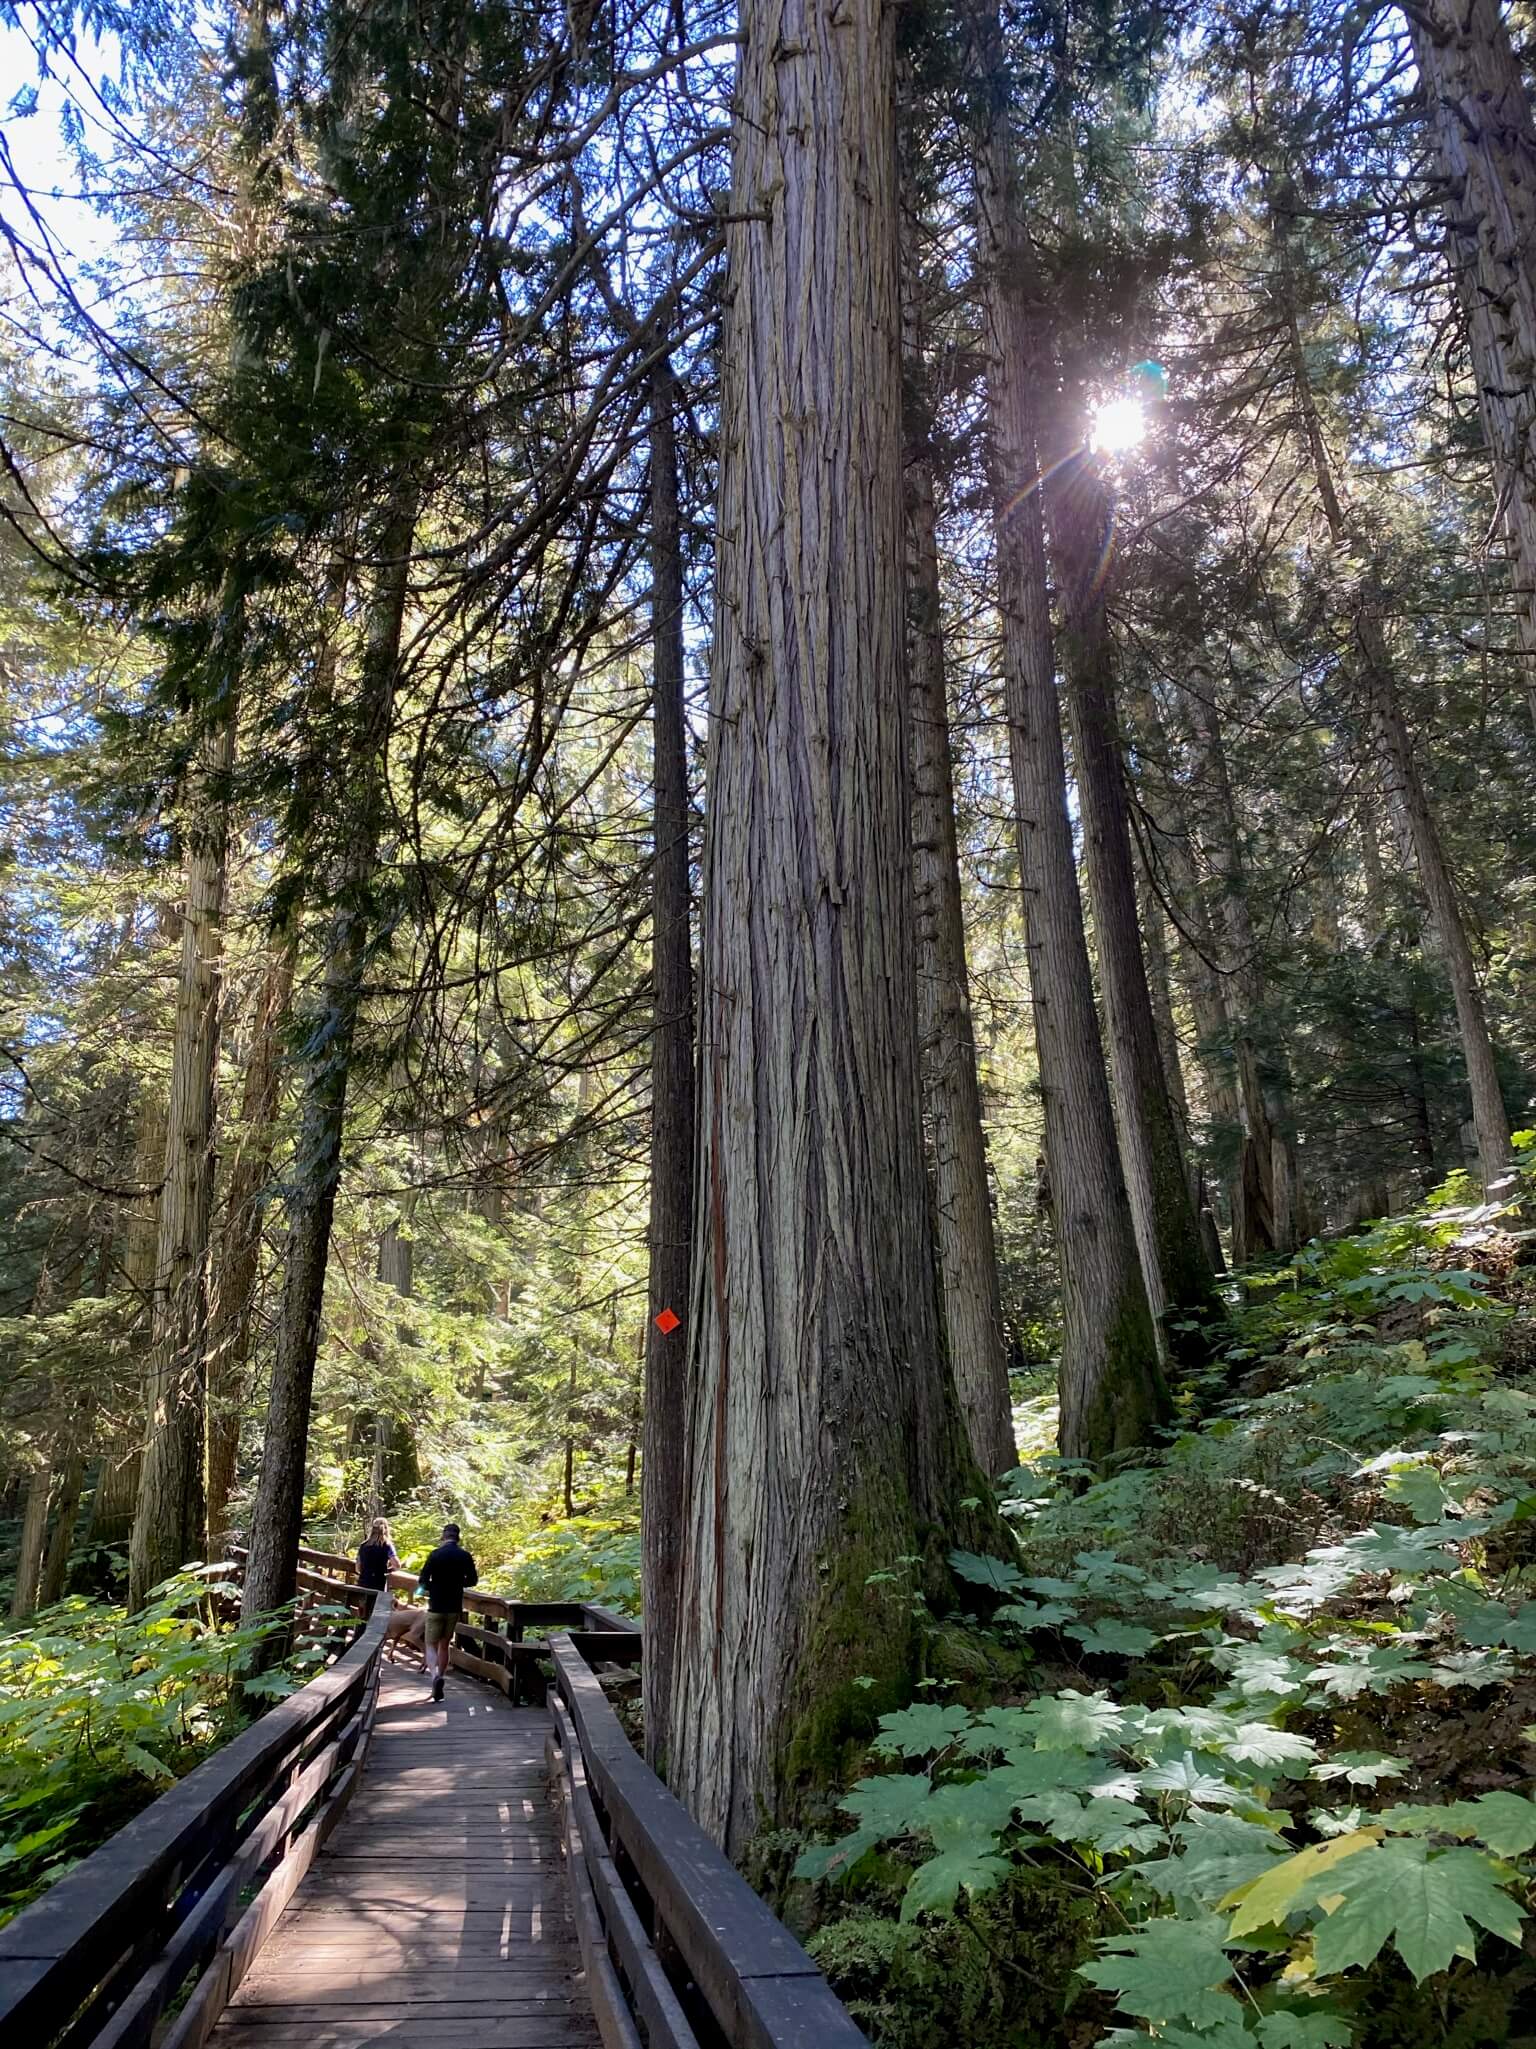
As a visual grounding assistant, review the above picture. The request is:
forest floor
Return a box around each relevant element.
[782,1149,1536,2049]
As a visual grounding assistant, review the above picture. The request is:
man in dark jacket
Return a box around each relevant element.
[416,1522,478,1703]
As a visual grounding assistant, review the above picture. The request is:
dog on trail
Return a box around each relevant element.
[384,1605,427,1668]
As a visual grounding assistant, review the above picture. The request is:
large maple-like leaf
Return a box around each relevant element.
[1379,1790,1536,1858]
[1306,1841,1525,1982]
[1027,1689,1125,1750]
[870,1702,972,1758]
[947,1548,1025,1594]
[1223,1830,1382,1937]
[899,1845,1011,1921]
[1079,1914,1239,2029]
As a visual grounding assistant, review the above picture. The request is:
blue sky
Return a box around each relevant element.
[1,17,118,269]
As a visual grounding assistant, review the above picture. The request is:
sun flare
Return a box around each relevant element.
[1089,395,1147,455]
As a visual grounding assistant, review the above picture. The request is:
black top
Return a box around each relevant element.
[418,1539,479,1613]
[356,1540,395,1591]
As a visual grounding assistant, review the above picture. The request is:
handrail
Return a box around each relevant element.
[0,1585,391,2049]
[546,1631,870,2049]
[284,1537,641,1700]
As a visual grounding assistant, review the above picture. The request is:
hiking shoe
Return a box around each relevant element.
[431,1677,444,1702]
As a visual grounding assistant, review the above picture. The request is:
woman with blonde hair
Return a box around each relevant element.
[355,1515,400,1593]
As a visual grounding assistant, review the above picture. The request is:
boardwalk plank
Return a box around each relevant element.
[211,1669,594,2049]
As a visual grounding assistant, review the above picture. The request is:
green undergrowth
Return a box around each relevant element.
[0,1570,348,1926]
[790,1149,1536,2047]
[311,1496,641,1615]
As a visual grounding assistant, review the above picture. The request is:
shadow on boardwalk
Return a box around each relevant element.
[212,1663,598,2049]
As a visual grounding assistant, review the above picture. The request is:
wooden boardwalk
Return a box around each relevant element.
[211,1663,599,2049]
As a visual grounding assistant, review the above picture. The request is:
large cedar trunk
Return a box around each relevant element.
[906,437,1017,1478]
[1406,0,1536,728]
[129,582,242,1608]
[242,496,417,1625]
[207,941,295,1547]
[970,21,1166,1459]
[641,355,695,1776]
[667,0,988,1852]
[1050,474,1219,1361]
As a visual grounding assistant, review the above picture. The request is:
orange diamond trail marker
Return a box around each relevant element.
[655,1307,681,1335]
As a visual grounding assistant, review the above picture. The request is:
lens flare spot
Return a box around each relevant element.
[1089,396,1146,454]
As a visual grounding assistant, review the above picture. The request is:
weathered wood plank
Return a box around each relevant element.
[209,1672,593,2049]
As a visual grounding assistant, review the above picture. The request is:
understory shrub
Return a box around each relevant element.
[0,1570,331,1925]
[795,1153,1536,2046]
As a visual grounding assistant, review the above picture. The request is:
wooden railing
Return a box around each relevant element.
[0,1584,391,2049]
[547,1633,870,2049]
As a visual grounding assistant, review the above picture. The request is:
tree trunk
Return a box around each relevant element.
[1177,673,1304,1260]
[1124,679,1247,1232]
[1051,474,1220,1361]
[906,431,1017,1477]
[668,0,990,1852]
[1279,272,1515,1194]
[242,495,417,1625]
[129,576,243,1608]
[90,1088,166,1552]
[1406,1001,1439,1184]
[122,1086,166,1307]
[641,353,695,1777]
[88,1452,141,1553]
[365,1216,419,1515]
[38,1453,84,1607]
[207,941,295,1547]
[970,17,1165,1459]
[1136,849,1193,1162]
[1363,642,1514,1191]
[10,1463,50,1620]
[1406,0,1536,729]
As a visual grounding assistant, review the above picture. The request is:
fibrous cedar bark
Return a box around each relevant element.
[129,576,242,1608]
[641,353,695,1776]
[1050,469,1220,1361]
[667,0,990,1851]
[906,414,1017,1478]
[1406,0,1536,728]
[241,494,417,1626]
[970,12,1166,1458]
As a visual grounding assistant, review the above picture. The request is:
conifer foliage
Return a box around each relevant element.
[1,0,1535,2029]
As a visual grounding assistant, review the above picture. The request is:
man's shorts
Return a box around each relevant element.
[424,1611,459,1647]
